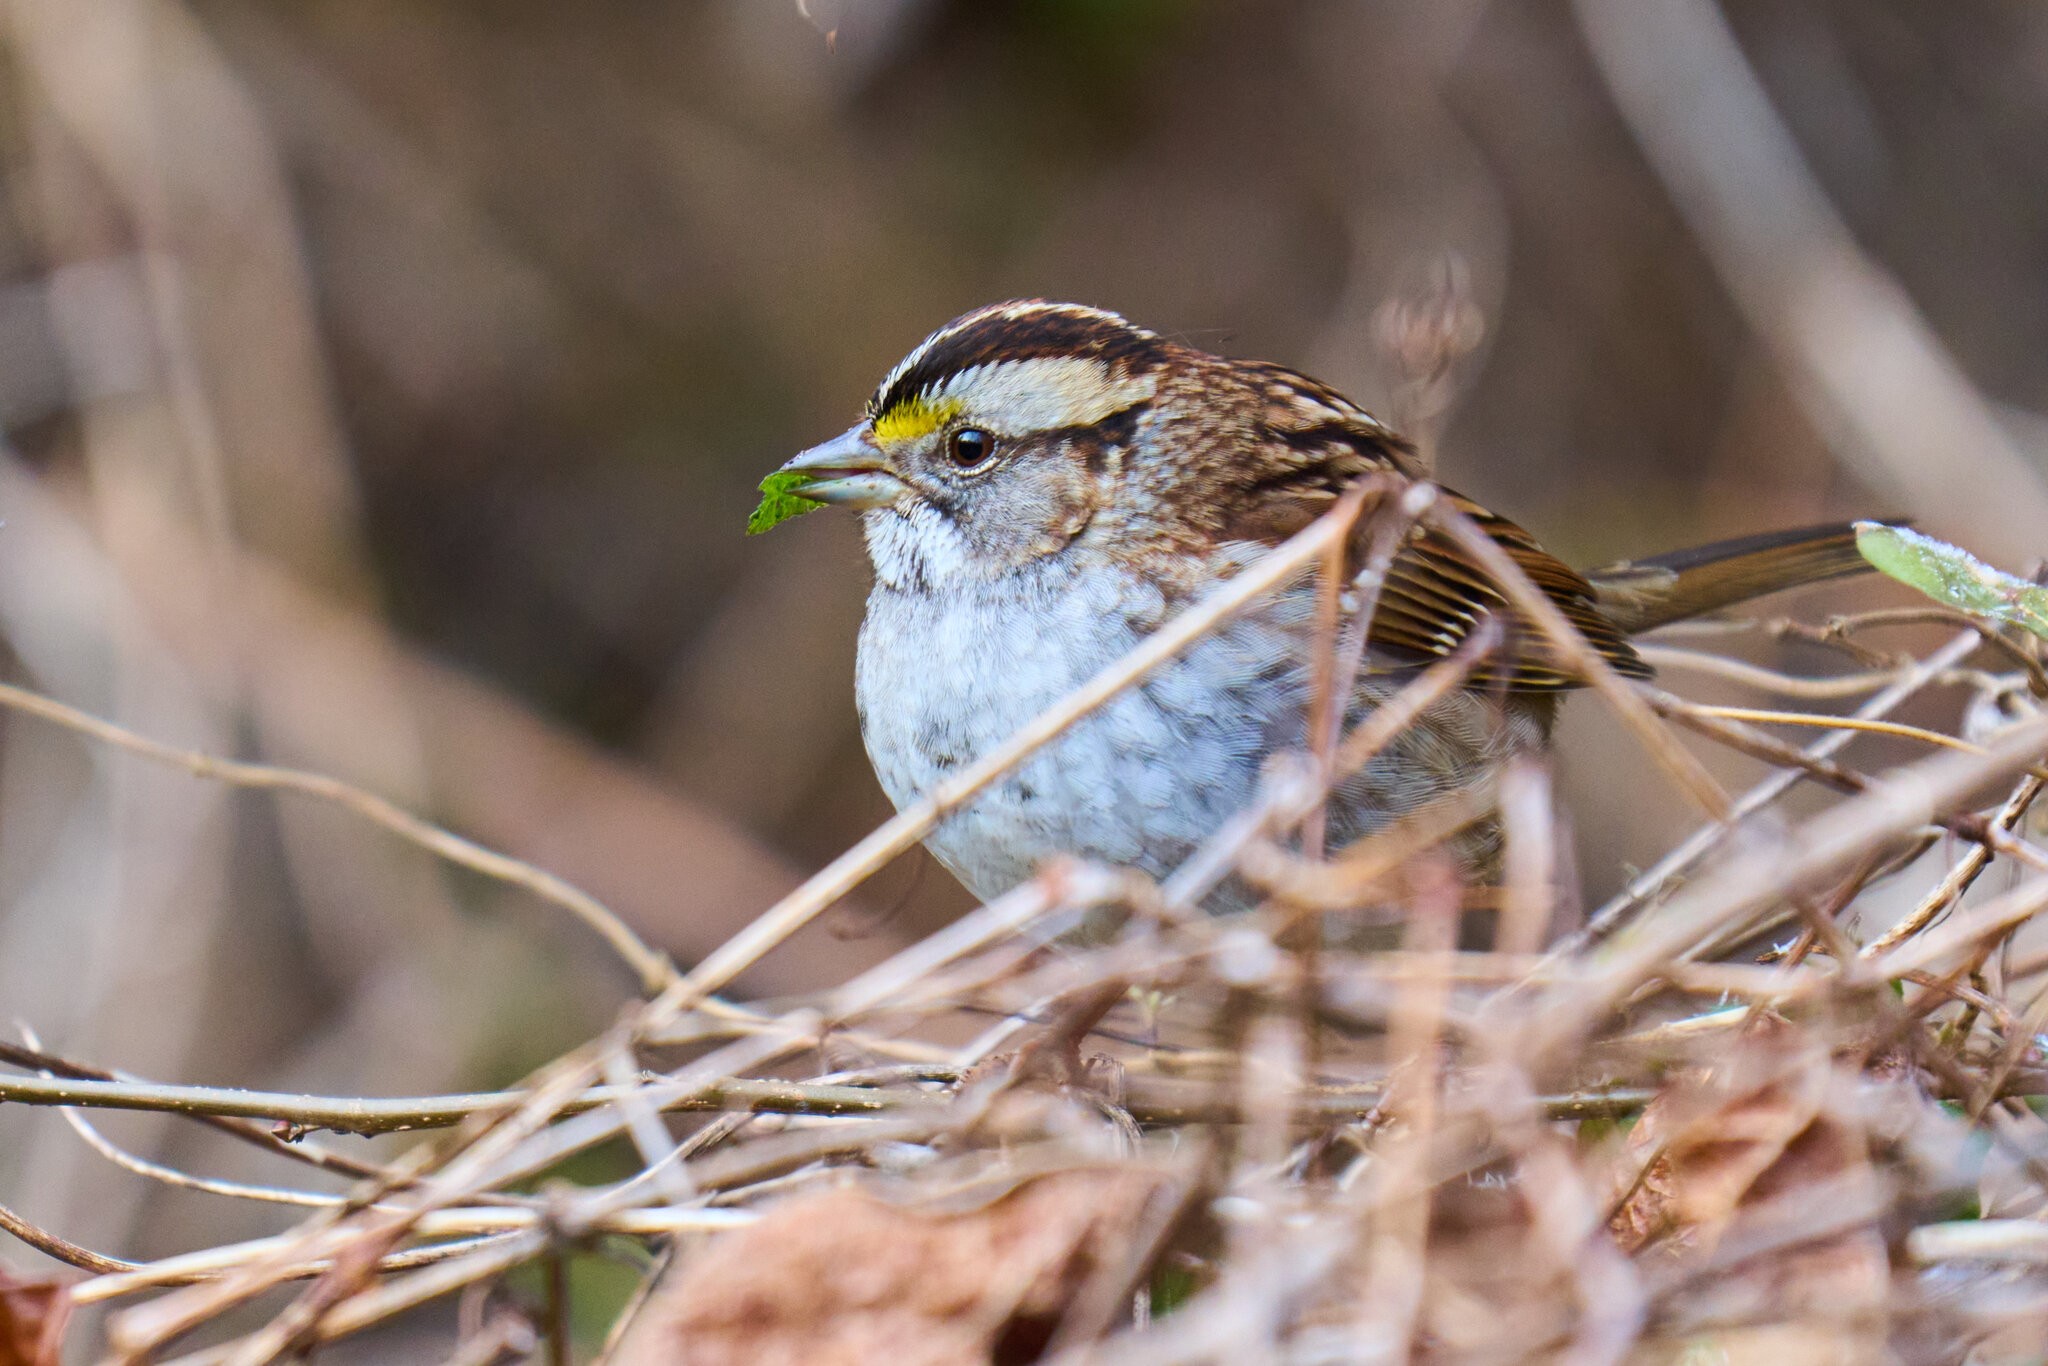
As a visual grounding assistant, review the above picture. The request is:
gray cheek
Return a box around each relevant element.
[967,463,1099,566]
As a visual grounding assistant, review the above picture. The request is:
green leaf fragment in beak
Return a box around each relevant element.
[747,470,824,535]
[1854,521,2048,640]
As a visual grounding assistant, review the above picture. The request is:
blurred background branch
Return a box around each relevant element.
[1574,0,2048,563]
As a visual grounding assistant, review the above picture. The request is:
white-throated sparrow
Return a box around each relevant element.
[770,300,1871,906]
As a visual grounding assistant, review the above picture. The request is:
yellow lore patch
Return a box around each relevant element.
[872,395,962,446]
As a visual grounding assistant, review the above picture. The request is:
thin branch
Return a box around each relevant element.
[1802,608,2048,698]
[1570,630,1983,948]
[1528,717,2048,1052]
[1864,775,2048,958]
[0,1197,135,1274]
[1647,691,2048,873]
[0,678,676,992]
[1632,646,1925,700]
[0,1039,391,1183]
[1684,704,1995,758]
[73,1208,752,1306]
[56,1102,343,1209]
[0,1071,944,1134]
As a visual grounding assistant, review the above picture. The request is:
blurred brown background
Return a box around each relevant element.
[1,0,2045,1347]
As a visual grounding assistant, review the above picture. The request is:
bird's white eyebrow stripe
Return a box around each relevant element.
[931,357,1158,433]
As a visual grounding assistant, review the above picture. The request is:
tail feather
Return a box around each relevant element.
[1583,521,1883,636]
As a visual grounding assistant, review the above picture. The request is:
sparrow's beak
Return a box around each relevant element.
[778,424,908,511]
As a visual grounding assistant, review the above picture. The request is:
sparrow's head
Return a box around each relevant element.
[777,300,1186,586]
[775,298,1426,592]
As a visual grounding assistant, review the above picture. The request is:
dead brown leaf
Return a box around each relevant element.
[610,1167,1177,1366]
[0,1271,70,1366]
[1609,1026,1890,1348]
[1610,1044,1830,1257]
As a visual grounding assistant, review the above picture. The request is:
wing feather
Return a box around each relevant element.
[1218,369,1644,690]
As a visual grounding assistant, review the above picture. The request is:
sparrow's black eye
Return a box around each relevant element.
[947,427,997,469]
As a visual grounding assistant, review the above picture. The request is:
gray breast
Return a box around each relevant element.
[853,556,1539,906]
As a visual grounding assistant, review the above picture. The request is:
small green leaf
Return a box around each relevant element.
[1855,522,2048,640]
[1149,1262,1201,1318]
[746,470,823,535]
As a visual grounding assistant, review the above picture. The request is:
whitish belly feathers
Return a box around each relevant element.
[853,556,1542,907]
